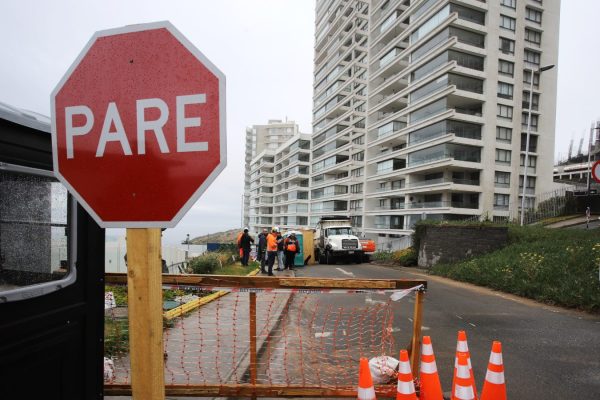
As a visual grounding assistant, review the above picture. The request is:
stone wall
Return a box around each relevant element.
[418,225,508,268]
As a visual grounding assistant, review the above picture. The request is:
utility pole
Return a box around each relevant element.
[521,64,554,226]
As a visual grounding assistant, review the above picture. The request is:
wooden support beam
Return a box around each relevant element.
[106,272,427,290]
[126,228,165,400]
[409,289,424,374]
[249,292,257,400]
[105,383,399,398]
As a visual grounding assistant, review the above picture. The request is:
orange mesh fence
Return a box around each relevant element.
[104,276,425,397]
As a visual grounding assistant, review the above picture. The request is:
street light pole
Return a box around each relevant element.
[520,64,554,226]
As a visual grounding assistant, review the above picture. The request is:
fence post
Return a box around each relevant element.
[126,228,165,400]
[249,292,257,400]
[410,289,424,374]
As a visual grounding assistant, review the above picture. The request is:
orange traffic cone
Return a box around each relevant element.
[396,350,417,400]
[480,341,507,400]
[453,331,478,399]
[419,336,444,400]
[452,353,476,400]
[358,357,376,400]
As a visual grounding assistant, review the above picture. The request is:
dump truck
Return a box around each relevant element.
[314,216,363,264]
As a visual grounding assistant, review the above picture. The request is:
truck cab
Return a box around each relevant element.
[314,217,363,264]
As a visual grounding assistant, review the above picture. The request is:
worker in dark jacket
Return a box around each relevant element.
[239,228,254,266]
[257,228,268,273]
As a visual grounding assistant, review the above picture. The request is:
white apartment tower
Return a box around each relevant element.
[312,0,559,245]
[243,120,302,230]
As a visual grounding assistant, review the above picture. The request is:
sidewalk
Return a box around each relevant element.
[544,215,596,228]
[105,268,295,399]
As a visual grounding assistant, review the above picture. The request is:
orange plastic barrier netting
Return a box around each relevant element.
[104,288,420,389]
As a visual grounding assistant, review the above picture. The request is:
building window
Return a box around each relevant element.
[350,216,363,228]
[501,0,516,9]
[498,82,514,99]
[523,70,540,88]
[494,193,510,208]
[524,50,541,66]
[499,37,515,54]
[520,154,537,168]
[521,134,538,152]
[496,127,512,143]
[525,7,542,24]
[351,167,364,177]
[497,104,513,120]
[522,113,539,131]
[498,60,514,76]
[519,175,537,190]
[349,199,363,210]
[495,171,511,188]
[525,28,542,45]
[500,15,516,31]
[522,91,540,110]
[352,135,365,145]
[496,149,512,164]
[350,183,363,193]
[351,151,364,161]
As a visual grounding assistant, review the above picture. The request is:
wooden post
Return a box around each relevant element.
[126,228,165,400]
[409,289,424,374]
[249,292,258,400]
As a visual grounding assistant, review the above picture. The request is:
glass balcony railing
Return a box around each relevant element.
[406,201,479,209]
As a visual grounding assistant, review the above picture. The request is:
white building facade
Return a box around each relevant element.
[243,120,300,229]
[312,0,559,246]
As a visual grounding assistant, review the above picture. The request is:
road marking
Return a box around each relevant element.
[336,267,354,276]
[315,332,332,338]
[456,315,463,320]
[422,326,430,331]
[469,323,476,327]
[408,318,413,322]
[386,327,402,333]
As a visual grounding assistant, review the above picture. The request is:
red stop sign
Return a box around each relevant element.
[51,22,226,228]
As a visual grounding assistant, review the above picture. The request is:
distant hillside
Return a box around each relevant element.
[190,228,239,244]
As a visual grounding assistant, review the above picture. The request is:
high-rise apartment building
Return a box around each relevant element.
[312,0,559,246]
[243,120,302,230]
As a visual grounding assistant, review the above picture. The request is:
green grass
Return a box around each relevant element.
[215,261,259,275]
[431,225,600,313]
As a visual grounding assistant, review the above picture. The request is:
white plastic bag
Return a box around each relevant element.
[369,356,399,384]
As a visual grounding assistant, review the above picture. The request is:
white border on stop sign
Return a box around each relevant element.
[50,21,227,228]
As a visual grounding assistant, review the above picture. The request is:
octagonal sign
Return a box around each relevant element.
[51,21,226,228]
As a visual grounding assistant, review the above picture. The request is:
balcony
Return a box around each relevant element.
[406,200,479,209]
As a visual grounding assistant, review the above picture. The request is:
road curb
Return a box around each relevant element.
[163,268,260,320]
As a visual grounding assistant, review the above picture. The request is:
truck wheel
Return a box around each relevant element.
[355,254,362,264]
[325,251,335,265]
[317,250,325,264]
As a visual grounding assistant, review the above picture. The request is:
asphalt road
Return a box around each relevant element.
[293,262,600,399]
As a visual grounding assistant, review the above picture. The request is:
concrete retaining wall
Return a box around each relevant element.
[418,225,508,268]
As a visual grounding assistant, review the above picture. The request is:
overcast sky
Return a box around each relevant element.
[1,1,599,244]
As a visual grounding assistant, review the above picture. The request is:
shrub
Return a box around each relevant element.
[372,251,393,262]
[188,250,236,274]
[189,253,221,274]
[392,248,417,266]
